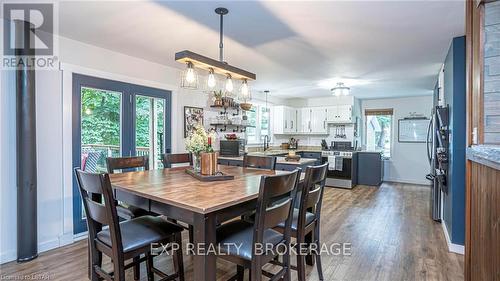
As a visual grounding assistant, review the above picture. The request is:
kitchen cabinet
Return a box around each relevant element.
[297,107,327,133]
[273,106,297,134]
[327,105,352,123]
[311,107,328,133]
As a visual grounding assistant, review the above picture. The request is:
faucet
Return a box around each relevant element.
[263,135,270,151]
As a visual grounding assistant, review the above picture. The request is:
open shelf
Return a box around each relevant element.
[210,123,255,132]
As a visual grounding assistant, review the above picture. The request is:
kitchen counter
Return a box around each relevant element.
[217,155,318,166]
[467,145,500,170]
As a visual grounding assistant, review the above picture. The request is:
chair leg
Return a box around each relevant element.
[133,256,140,280]
[304,231,314,266]
[188,225,194,244]
[173,233,185,281]
[90,249,102,281]
[282,253,292,281]
[145,252,154,281]
[236,265,245,281]
[314,223,324,281]
[296,255,306,281]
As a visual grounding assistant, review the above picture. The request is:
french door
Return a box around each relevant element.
[72,74,171,234]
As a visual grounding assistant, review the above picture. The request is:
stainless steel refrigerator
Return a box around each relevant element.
[426,105,449,222]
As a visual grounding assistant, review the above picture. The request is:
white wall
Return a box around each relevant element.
[361,96,433,185]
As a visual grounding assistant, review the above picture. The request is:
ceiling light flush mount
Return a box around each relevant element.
[175,7,256,91]
[331,82,350,97]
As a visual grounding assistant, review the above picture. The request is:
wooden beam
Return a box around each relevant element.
[175,50,256,81]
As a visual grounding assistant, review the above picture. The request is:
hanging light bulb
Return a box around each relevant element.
[225,74,233,93]
[207,68,216,89]
[180,61,198,89]
[240,79,251,102]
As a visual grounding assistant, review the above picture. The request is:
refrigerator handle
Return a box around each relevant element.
[426,114,433,165]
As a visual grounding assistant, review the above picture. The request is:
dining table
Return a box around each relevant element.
[109,165,308,281]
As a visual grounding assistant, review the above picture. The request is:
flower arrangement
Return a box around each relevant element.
[185,125,216,154]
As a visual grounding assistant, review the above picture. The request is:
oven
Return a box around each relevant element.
[321,150,357,189]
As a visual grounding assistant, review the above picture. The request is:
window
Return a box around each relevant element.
[246,104,271,144]
[365,109,393,158]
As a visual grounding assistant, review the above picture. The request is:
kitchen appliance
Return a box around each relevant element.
[426,105,449,221]
[321,139,329,150]
[220,139,245,157]
[321,149,357,189]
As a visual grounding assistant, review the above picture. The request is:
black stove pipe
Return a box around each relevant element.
[15,20,38,262]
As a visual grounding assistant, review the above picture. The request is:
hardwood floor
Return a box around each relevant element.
[0,182,464,280]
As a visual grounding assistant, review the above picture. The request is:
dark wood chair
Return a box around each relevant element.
[275,163,329,281]
[161,153,195,243]
[161,153,192,168]
[243,155,276,170]
[74,169,185,281]
[216,169,300,281]
[106,156,152,220]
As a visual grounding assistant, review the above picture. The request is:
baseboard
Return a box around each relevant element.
[442,221,465,255]
[384,178,429,186]
[1,234,76,265]
[0,249,16,264]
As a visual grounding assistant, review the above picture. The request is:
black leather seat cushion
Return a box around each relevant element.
[277,209,315,231]
[216,220,284,261]
[97,215,183,253]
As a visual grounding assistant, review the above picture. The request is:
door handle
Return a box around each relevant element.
[291,121,293,129]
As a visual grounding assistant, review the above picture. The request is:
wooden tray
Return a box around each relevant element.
[185,169,234,181]
[285,155,301,162]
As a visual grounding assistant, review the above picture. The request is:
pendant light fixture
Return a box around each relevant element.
[331,82,350,96]
[180,61,198,89]
[239,79,251,102]
[175,7,256,91]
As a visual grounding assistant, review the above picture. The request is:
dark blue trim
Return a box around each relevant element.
[71,74,172,234]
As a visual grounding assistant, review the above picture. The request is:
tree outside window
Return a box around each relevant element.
[365,110,393,158]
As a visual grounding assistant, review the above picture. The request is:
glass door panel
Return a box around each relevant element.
[80,87,122,173]
[135,95,165,169]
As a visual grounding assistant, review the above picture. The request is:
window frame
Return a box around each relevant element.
[245,102,272,145]
[364,109,394,159]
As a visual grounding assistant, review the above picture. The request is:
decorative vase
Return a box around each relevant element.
[201,152,218,175]
[193,153,201,173]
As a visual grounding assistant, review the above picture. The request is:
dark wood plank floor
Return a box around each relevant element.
[0,182,464,280]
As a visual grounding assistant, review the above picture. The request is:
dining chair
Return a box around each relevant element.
[216,169,300,281]
[106,156,152,220]
[243,155,276,170]
[161,153,195,243]
[161,153,192,168]
[74,169,185,281]
[275,163,328,281]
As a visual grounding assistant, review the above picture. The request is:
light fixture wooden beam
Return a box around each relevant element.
[175,50,256,81]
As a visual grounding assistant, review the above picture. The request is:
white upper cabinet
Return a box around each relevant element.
[273,106,297,134]
[311,107,328,133]
[326,105,352,123]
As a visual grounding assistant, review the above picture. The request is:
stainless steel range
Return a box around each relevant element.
[321,142,358,189]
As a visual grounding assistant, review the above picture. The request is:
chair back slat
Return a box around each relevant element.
[85,198,109,225]
[253,169,299,247]
[298,163,328,227]
[162,153,192,168]
[74,169,123,253]
[243,155,276,170]
[106,156,149,174]
[263,198,293,229]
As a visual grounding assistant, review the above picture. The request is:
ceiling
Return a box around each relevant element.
[57,0,465,99]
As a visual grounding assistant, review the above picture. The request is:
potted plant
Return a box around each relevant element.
[213,90,223,106]
[185,125,216,173]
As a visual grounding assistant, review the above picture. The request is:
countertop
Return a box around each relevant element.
[218,155,318,165]
[246,149,322,156]
[467,145,500,170]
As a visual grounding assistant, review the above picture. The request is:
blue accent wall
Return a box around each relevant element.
[442,36,466,246]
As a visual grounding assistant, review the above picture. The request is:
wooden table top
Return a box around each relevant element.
[110,166,301,214]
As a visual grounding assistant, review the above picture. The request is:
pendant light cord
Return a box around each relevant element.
[219,12,224,62]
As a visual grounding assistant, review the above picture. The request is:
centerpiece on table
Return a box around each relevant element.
[185,125,217,175]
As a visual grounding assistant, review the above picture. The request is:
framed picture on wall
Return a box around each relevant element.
[184,106,204,137]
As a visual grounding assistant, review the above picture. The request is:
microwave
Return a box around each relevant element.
[220,140,245,157]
